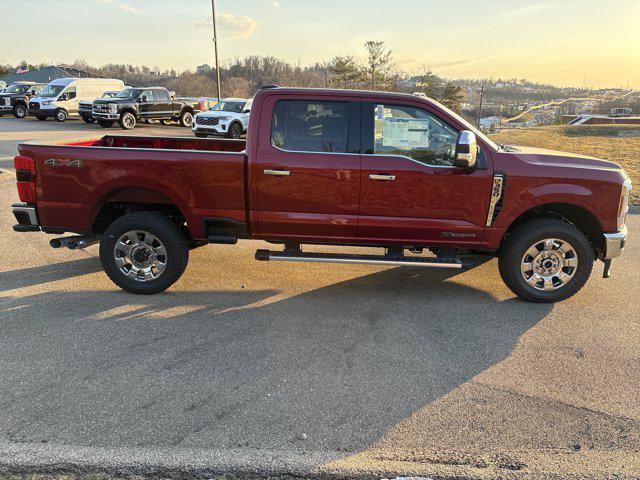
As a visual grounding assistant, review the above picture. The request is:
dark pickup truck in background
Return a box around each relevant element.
[0,81,45,118]
[11,86,631,302]
[92,87,204,129]
[78,90,122,124]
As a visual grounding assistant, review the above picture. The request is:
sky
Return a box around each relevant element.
[1,0,639,89]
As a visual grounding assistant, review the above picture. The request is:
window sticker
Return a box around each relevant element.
[382,118,430,149]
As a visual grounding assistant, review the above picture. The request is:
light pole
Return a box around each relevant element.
[211,0,222,100]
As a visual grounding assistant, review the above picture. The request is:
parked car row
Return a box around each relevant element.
[0,77,252,137]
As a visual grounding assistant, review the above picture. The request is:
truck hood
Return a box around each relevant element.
[197,110,242,119]
[503,145,624,173]
[93,99,122,104]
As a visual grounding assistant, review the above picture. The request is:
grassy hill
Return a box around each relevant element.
[491,125,639,205]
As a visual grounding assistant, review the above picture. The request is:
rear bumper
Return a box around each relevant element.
[0,105,14,112]
[12,203,40,232]
[603,226,627,260]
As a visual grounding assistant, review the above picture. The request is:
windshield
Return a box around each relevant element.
[429,98,499,151]
[5,84,32,94]
[40,85,66,98]
[101,91,119,99]
[115,89,140,100]
[210,101,245,113]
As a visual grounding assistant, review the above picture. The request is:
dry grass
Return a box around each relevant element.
[491,125,639,204]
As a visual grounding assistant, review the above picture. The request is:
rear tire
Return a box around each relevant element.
[498,219,594,303]
[119,112,136,130]
[98,120,114,128]
[100,212,189,294]
[55,109,68,122]
[13,104,27,118]
[82,115,95,124]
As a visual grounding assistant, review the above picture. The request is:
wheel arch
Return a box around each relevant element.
[89,185,195,238]
[504,202,604,251]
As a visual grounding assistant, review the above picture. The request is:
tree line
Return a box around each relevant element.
[1,42,465,112]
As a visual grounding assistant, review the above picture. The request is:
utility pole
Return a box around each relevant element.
[476,84,484,128]
[211,0,222,100]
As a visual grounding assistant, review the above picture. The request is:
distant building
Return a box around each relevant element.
[196,64,212,75]
[0,65,97,86]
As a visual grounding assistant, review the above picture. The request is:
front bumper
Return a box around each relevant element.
[1,105,14,112]
[603,225,627,260]
[27,107,56,118]
[12,203,40,232]
[93,112,119,120]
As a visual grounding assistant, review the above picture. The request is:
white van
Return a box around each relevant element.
[27,78,125,122]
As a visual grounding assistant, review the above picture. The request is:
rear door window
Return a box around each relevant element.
[271,100,348,153]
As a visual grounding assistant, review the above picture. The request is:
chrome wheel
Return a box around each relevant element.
[113,230,167,282]
[520,238,578,291]
[122,113,136,129]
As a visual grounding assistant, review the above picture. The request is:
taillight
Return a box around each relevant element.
[198,101,204,111]
[14,155,36,203]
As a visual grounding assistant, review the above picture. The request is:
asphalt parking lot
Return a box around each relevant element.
[0,117,639,479]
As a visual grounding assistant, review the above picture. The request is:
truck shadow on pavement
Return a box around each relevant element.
[0,257,103,292]
[0,265,553,461]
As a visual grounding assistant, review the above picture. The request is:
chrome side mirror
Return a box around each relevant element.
[454,130,478,169]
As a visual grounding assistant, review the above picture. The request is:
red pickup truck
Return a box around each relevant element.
[11,86,632,302]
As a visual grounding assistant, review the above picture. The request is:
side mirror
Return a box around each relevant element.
[454,131,478,169]
[139,95,148,102]
[30,90,36,95]
[242,108,251,114]
[59,93,68,101]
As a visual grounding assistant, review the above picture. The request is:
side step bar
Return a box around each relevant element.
[255,249,474,269]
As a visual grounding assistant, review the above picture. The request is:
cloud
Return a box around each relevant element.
[119,4,139,13]
[269,0,280,6]
[502,3,551,18]
[192,13,257,39]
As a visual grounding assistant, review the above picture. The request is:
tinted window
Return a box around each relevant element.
[155,89,170,102]
[370,104,459,167]
[271,100,348,153]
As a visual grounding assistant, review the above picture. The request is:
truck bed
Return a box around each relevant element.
[19,135,248,239]
[60,134,246,152]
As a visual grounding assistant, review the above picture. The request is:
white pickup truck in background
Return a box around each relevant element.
[192,98,252,139]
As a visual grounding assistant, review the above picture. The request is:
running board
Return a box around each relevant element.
[255,249,474,269]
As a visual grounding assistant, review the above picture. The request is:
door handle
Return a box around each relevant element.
[264,169,291,177]
[369,174,396,181]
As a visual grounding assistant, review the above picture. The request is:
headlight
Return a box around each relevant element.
[617,178,632,231]
[109,103,118,113]
[41,101,52,106]
[218,116,230,121]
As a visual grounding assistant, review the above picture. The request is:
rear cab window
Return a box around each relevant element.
[270,100,349,153]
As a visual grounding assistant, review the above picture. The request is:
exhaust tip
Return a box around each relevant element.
[49,238,62,248]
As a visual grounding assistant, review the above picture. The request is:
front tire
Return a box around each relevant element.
[55,109,68,122]
[82,115,95,124]
[98,120,114,128]
[499,219,594,303]
[13,104,27,118]
[228,122,242,139]
[119,112,136,130]
[36,115,48,121]
[194,132,208,138]
[100,212,189,294]
[179,110,194,127]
